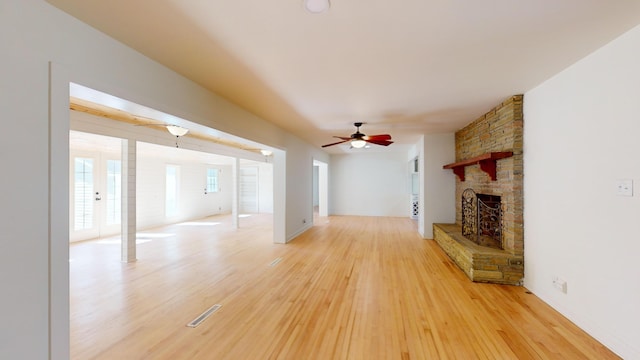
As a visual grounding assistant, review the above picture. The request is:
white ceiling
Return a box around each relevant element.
[48,0,640,153]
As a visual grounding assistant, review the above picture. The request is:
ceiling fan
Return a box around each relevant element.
[322,122,393,148]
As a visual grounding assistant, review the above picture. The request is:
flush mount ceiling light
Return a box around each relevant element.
[304,0,330,13]
[260,149,273,156]
[166,125,189,137]
[166,125,189,147]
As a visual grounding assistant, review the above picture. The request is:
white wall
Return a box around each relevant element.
[136,149,233,230]
[330,151,410,217]
[283,134,328,241]
[70,141,234,242]
[313,165,320,206]
[257,162,274,213]
[0,1,328,358]
[524,24,640,359]
[68,108,260,240]
[418,133,456,238]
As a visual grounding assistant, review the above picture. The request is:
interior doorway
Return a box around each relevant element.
[313,159,328,220]
[52,78,285,358]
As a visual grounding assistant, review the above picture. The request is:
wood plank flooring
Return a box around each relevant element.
[70,215,619,359]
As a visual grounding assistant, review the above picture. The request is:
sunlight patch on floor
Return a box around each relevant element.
[136,232,174,239]
[177,222,222,226]
[95,239,153,245]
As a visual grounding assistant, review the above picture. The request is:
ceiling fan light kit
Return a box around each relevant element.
[350,139,366,148]
[304,0,330,14]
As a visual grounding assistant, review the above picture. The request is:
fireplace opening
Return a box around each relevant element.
[462,189,503,249]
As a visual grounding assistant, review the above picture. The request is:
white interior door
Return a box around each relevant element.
[239,166,259,213]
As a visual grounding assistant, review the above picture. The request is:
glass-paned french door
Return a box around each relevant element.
[70,151,122,242]
[74,157,94,230]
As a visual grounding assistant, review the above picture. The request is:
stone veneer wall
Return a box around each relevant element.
[455,95,524,255]
[434,95,524,285]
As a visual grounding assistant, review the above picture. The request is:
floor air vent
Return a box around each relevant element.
[269,257,283,267]
[187,304,222,328]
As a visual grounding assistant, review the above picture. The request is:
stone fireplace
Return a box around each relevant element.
[434,95,524,285]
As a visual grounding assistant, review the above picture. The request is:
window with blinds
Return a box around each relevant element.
[206,168,219,193]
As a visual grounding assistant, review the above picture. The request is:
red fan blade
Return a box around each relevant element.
[363,134,392,141]
[322,139,350,147]
[365,139,394,146]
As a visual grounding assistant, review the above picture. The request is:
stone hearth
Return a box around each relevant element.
[434,224,523,284]
[435,95,524,285]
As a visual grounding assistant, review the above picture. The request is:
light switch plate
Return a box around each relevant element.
[616,179,633,196]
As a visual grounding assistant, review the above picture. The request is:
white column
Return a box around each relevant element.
[317,161,328,217]
[49,62,71,360]
[121,139,137,262]
[232,157,239,229]
[273,150,287,243]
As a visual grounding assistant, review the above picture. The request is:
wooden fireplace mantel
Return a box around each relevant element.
[443,152,513,181]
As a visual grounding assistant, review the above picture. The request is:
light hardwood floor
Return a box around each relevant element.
[70,215,619,359]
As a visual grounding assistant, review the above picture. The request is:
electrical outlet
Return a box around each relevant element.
[553,276,567,294]
[616,179,633,196]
